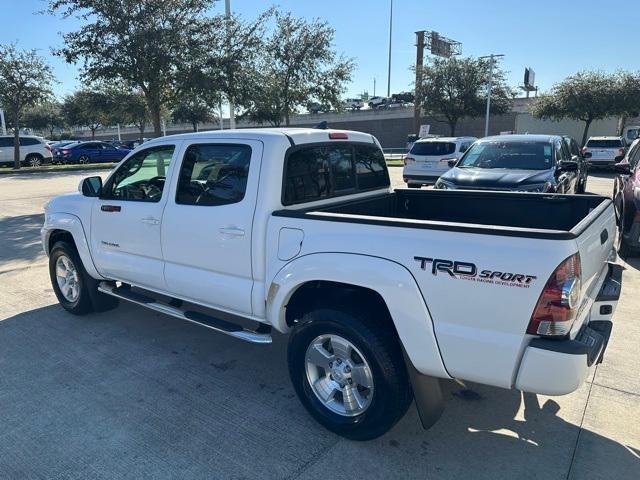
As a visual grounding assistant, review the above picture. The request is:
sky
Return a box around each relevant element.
[1,0,636,100]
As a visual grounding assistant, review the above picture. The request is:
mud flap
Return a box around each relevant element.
[403,350,445,430]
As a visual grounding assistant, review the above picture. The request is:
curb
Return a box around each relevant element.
[0,164,116,175]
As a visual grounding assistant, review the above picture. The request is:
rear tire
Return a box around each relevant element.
[617,217,640,258]
[407,183,421,189]
[288,306,412,441]
[78,154,90,164]
[49,241,118,315]
[576,175,587,194]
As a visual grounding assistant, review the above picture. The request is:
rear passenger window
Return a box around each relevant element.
[176,144,251,206]
[283,144,389,205]
[19,137,40,146]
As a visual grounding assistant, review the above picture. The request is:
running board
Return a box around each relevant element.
[98,283,272,344]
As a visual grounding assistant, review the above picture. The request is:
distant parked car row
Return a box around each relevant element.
[51,141,131,164]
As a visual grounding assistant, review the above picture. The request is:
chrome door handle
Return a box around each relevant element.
[219,226,245,237]
[141,216,160,225]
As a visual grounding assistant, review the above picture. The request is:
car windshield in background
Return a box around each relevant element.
[586,139,623,148]
[458,141,553,170]
[410,142,456,156]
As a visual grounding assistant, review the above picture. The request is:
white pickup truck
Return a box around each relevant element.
[42,128,622,440]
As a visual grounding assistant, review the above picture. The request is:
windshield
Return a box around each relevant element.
[410,142,455,156]
[458,141,553,170]
[586,139,623,148]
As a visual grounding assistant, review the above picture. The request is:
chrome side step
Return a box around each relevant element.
[98,282,272,344]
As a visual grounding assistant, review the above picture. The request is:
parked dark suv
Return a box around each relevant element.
[613,138,640,256]
[434,134,586,193]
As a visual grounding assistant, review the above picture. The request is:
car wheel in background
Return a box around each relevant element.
[25,153,43,167]
[78,154,90,164]
[407,183,421,189]
[617,216,640,258]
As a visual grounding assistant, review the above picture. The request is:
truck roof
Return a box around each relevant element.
[480,134,561,143]
[145,128,377,147]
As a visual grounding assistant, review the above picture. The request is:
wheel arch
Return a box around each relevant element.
[267,252,450,378]
[43,212,104,280]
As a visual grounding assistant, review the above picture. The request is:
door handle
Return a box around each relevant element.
[219,226,245,237]
[101,205,121,212]
[141,216,161,225]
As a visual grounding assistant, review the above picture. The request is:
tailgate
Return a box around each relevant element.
[572,199,616,331]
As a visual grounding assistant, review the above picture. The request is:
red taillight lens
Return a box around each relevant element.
[618,148,625,156]
[404,156,415,166]
[45,144,52,151]
[62,149,70,155]
[328,132,348,140]
[527,253,582,337]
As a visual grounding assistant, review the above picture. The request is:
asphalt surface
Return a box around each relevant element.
[0,168,638,479]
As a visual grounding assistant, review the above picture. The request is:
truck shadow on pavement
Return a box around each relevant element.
[0,213,45,267]
[0,302,638,479]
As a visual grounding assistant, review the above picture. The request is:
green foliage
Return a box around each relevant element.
[0,43,54,168]
[49,0,216,136]
[23,101,65,138]
[62,90,111,138]
[244,11,354,126]
[171,97,216,131]
[530,70,640,145]
[416,56,514,135]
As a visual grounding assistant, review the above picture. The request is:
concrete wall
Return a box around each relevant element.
[514,113,619,144]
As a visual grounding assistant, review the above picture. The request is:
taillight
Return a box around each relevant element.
[527,253,582,337]
[45,144,52,151]
[404,156,416,166]
[62,149,71,156]
[328,132,348,140]
[618,148,625,157]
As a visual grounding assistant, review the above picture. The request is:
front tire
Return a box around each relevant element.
[288,306,412,441]
[49,241,118,314]
[25,153,43,167]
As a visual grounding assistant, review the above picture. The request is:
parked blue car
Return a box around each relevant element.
[54,141,131,164]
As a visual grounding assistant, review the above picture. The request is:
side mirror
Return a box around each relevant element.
[614,162,631,174]
[80,176,102,197]
[447,159,457,168]
[559,161,578,172]
[583,151,592,159]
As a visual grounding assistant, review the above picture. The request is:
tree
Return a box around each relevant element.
[0,44,54,168]
[49,0,215,137]
[171,96,216,132]
[244,11,354,126]
[24,101,64,138]
[415,56,514,136]
[531,71,621,146]
[62,90,110,139]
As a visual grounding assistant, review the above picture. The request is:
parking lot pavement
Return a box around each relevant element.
[0,169,638,479]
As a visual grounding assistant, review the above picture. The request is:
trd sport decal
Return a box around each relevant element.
[414,256,537,288]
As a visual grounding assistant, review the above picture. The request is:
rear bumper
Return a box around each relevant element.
[515,263,621,395]
[403,173,441,185]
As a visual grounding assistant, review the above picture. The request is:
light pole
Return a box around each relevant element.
[0,109,6,136]
[386,0,393,98]
[480,54,504,137]
[225,0,236,129]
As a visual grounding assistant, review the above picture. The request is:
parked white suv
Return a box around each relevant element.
[0,135,53,167]
[583,136,626,167]
[403,136,477,187]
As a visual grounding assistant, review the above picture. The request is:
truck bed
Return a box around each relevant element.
[274,189,611,239]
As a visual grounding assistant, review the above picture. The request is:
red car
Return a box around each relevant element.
[613,138,640,256]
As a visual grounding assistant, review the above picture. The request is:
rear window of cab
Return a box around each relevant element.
[410,142,456,156]
[283,144,389,205]
[586,139,623,148]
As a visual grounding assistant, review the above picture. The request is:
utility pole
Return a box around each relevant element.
[225,0,235,129]
[480,53,504,137]
[386,0,393,98]
[414,31,425,135]
[373,77,376,97]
